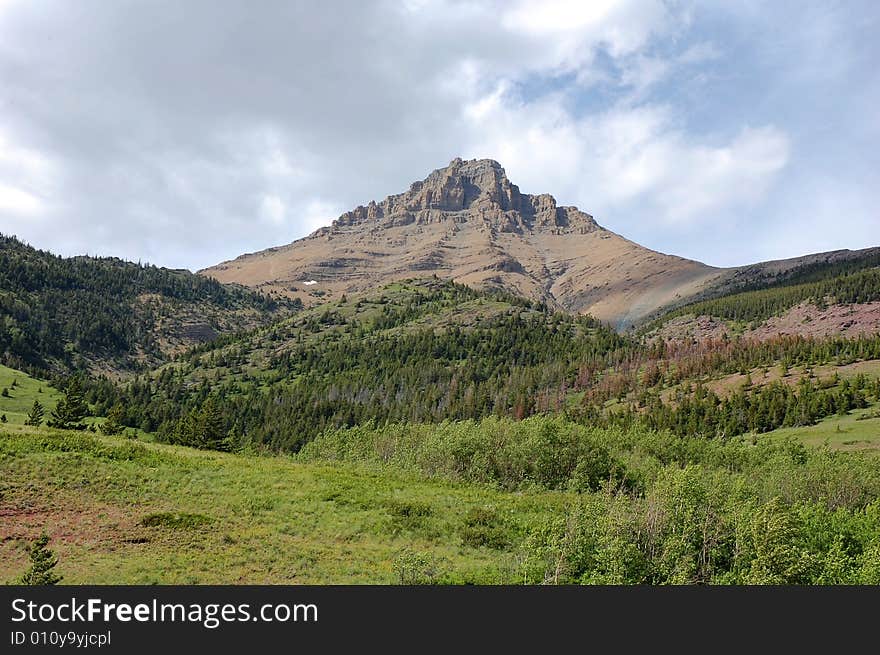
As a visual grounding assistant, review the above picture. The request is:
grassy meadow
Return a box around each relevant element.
[0,426,567,584]
[0,364,62,425]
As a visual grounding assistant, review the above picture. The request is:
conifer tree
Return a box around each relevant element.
[196,398,229,451]
[16,534,62,585]
[47,380,89,430]
[100,403,125,435]
[25,400,45,427]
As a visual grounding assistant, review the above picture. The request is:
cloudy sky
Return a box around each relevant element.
[0,0,877,270]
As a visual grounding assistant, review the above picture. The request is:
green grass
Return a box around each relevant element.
[761,405,880,452]
[0,427,570,584]
[0,365,62,425]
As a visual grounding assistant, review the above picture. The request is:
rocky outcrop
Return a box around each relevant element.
[334,158,598,234]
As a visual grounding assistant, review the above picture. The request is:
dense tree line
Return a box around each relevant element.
[0,234,295,373]
[577,333,880,407]
[581,374,880,439]
[654,265,880,326]
[737,249,880,290]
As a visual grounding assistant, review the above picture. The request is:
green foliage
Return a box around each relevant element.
[301,413,880,585]
[47,379,89,430]
[386,500,434,533]
[99,403,125,435]
[301,416,633,492]
[82,279,638,452]
[15,534,62,585]
[164,398,231,450]
[588,374,875,440]
[519,472,880,586]
[0,430,169,466]
[4,414,879,585]
[656,265,880,326]
[0,234,295,374]
[459,507,512,550]
[25,399,45,426]
[742,498,815,584]
[392,549,441,585]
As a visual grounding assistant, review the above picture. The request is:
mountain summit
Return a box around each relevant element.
[203,158,723,327]
[333,158,598,235]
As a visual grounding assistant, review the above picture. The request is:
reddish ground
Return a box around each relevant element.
[655,302,880,342]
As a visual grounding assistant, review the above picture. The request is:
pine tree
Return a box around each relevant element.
[47,380,89,430]
[25,400,45,427]
[198,398,229,451]
[170,399,229,450]
[16,534,62,585]
[100,403,125,435]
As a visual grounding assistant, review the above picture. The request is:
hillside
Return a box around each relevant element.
[86,279,637,448]
[0,235,298,375]
[203,158,723,328]
[646,253,880,341]
[4,260,880,587]
[71,275,880,458]
[0,364,62,426]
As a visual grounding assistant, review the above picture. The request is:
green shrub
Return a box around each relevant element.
[392,549,441,585]
[459,507,511,550]
[386,499,434,533]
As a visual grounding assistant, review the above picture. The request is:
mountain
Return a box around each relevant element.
[0,234,297,375]
[202,158,725,328]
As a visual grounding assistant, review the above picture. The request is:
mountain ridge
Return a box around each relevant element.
[203,158,722,327]
[202,158,877,329]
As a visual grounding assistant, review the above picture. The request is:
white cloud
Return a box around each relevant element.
[656,126,790,222]
[260,195,285,225]
[0,183,44,214]
[501,0,670,66]
[0,128,55,218]
[0,0,874,271]
[300,199,342,235]
[461,89,790,226]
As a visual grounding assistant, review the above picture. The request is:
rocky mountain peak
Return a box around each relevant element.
[332,157,599,234]
[413,157,520,211]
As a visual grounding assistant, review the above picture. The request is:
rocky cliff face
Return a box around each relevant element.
[202,158,723,327]
[329,158,598,235]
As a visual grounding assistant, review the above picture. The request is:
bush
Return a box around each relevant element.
[386,499,434,533]
[392,549,441,585]
[459,507,511,550]
[301,416,635,492]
